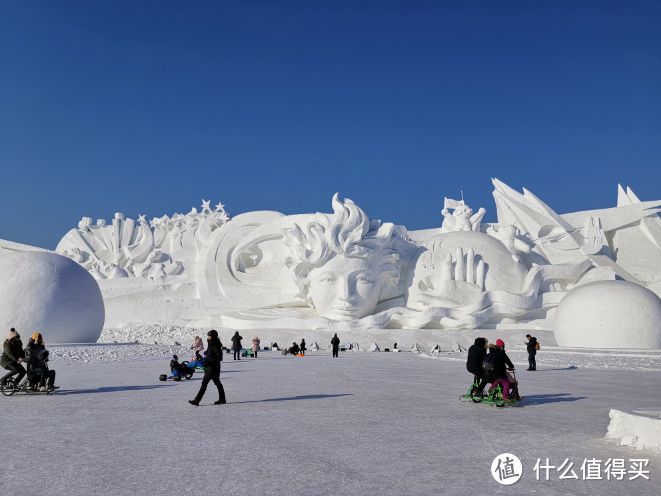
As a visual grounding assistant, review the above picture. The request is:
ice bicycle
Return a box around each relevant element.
[460,371,520,407]
[1,375,58,396]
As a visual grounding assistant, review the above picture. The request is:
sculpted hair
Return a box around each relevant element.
[284,193,400,302]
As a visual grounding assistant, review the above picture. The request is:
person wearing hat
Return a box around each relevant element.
[189,329,226,406]
[24,332,56,391]
[466,337,488,396]
[1,328,26,387]
[485,339,518,400]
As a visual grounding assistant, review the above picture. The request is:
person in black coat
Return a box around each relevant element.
[466,337,488,394]
[330,334,340,358]
[24,332,56,390]
[1,329,26,386]
[300,339,306,355]
[231,331,243,360]
[525,334,538,371]
[190,330,226,406]
[487,339,514,381]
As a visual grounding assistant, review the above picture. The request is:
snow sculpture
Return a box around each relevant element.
[283,194,401,320]
[553,281,661,349]
[486,225,532,262]
[441,197,486,233]
[0,251,104,343]
[56,200,229,281]
[32,179,660,349]
[491,178,661,283]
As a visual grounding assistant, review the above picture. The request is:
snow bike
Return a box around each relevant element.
[460,372,520,407]
[1,375,57,396]
[159,356,195,382]
[182,358,205,371]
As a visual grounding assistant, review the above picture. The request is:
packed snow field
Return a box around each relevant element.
[50,341,661,371]
[1,348,660,496]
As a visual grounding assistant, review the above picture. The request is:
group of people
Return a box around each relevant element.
[187,331,345,405]
[1,328,56,392]
[466,337,518,401]
[287,338,306,355]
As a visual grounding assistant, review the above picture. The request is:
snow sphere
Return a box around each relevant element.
[553,281,661,349]
[0,251,105,343]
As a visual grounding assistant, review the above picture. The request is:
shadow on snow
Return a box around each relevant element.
[518,393,586,406]
[55,384,172,395]
[225,393,353,405]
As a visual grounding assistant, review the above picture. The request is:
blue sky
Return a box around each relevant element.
[1,1,660,248]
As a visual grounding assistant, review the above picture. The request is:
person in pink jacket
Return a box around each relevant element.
[251,336,261,358]
[191,335,204,361]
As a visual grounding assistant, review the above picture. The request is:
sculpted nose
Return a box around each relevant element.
[337,278,351,301]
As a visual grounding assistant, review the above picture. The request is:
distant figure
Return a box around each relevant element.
[24,332,56,391]
[393,342,398,350]
[525,334,538,371]
[300,338,306,355]
[252,336,261,358]
[191,335,204,361]
[466,337,488,396]
[189,330,226,406]
[331,333,340,358]
[231,331,243,360]
[289,342,300,355]
[1,328,25,387]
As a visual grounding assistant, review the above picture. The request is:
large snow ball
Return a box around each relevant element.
[553,281,661,349]
[0,251,104,343]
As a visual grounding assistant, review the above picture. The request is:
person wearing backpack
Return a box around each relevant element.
[525,334,538,371]
[466,337,488,395]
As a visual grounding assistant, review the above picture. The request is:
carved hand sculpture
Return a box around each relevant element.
[409,247,485,309]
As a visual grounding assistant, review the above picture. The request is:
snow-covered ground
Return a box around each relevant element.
[1,348,660,495]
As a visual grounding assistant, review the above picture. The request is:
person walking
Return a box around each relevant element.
[189,330,226,406]
[231,331,243,360]
[300,338,306,355]
[525,334,538,371]
[1,328,26,387]
[331,333,340,358]
[251,336,260,358]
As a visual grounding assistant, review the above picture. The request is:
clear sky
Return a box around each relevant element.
[1,1,660,249]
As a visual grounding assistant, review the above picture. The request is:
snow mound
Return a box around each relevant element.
[451,342,466,352]
[554,281,661,349]
[351,342,360,351]
[606,409,661,451]
[309,341,320,351]
[369,342,380,352]
[411,343,425,354]
[0,251,104,343]
[430,344,441,354]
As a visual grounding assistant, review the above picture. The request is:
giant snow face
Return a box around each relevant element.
[0,251,105,343]
[307,255,386,321]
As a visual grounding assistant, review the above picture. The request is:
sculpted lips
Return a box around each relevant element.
[331,306,359,316]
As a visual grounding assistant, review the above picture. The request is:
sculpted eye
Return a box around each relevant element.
[320,276,336,284]
[357,275,374,284]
